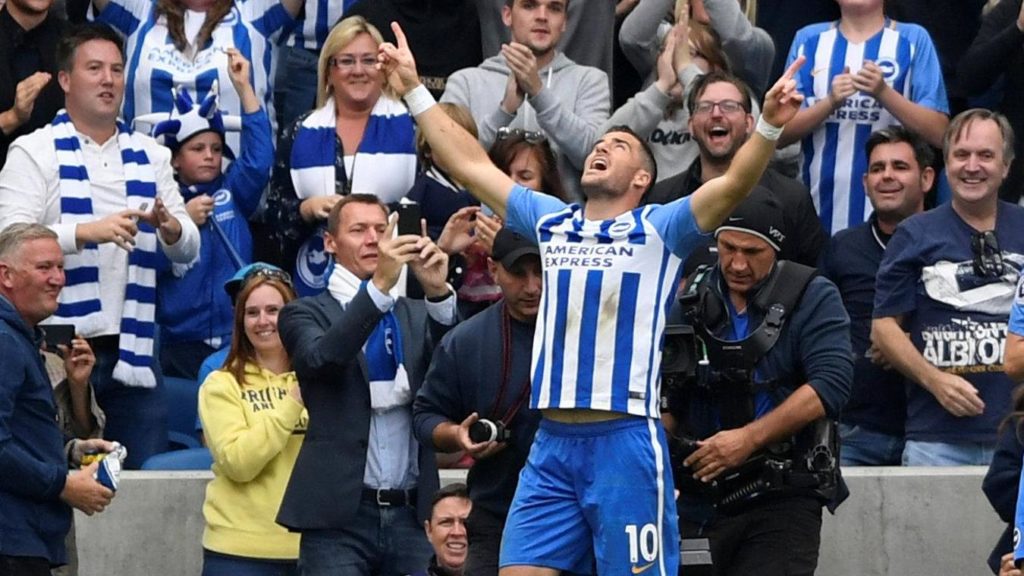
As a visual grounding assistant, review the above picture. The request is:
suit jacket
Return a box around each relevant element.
[275,286,447,529]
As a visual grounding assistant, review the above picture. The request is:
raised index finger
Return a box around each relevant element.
[782,55,806,80]
[390,21,409,50]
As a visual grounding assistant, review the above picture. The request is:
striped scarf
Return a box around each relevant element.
[51,110,159,388]
[288,95,417,204]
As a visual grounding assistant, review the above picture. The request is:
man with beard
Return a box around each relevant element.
[0,0,66,168]
[645,71,825,268]
[441,0,609,198]
[821,126,935,465]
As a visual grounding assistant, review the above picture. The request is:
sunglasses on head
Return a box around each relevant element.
[971,230,1005,278]
[497,127,546,144]
[243,267,294,288]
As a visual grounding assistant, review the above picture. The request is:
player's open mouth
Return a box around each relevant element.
[590,158,608,171]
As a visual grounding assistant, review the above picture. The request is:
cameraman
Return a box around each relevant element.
[413,229,542,576]
[665,191,852,575]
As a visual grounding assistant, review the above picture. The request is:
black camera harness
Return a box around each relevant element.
[673,261,840,512]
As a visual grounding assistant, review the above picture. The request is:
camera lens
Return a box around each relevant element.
[468,420,498,443]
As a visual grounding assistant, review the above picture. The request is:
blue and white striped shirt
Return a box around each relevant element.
[287,0,354,50]
[506,185,706,418]
[97,0,294,153]
[786,19,948,235]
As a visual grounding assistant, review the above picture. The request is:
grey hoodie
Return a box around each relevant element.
[441,52,610,199]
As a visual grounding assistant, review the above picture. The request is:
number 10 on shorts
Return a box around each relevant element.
[624,523,659,563]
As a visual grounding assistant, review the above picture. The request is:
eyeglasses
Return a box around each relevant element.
[692,99,747,116]
[243,266,294,288]
[329,55,378,71]
[971,230,1005,278]
[497,127,547,144]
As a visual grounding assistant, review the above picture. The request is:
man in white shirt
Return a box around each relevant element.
[0,22,200,469]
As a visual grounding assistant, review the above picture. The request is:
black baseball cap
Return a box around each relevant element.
[491,229,540,268]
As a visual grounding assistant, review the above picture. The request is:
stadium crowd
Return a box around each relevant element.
[4,0,1024,574]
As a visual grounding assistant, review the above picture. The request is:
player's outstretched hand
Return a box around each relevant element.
[762,55,806,128]
[377,22,420,97]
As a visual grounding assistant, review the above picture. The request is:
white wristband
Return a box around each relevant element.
[755,115,783,142]
[403,84,436,117]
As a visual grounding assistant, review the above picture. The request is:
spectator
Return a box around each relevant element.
[872,109,1024,466]
[151,49,273,381]
[198,267,306,575]
[960,0,1024,203]
[275,194,457,576]
[822,126,934,466]
[779,0,949,235]
[644,71,825,268]
[266,16,418,295]
[346,0,482,100]
[615,12,748,184]
[0,23,201,468]
[414,229,542,576]
[473,0,616,89]
[0,223,116,574]
[434,131,565,318]
[0,0,66,168]
[91,0,299,154]
[411,484,472,576]
[43,335,104,576]
[442,0,610,199]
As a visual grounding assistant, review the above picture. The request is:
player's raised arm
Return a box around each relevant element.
[689,56,805,232]
[378,22,516,218]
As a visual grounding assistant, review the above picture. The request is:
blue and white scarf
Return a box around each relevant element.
[51,110,159,388]
[288,95,417,204]
[287,95,417,295]
[327,264,410,412]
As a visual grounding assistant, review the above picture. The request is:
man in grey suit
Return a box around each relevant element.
[275,194,458,576]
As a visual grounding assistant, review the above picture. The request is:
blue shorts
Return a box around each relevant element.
[500,417,679,575]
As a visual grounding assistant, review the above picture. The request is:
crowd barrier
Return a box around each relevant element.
[74,467,1003,575]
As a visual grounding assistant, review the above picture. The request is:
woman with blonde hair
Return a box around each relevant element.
[267,15,417,295]
[199,267,307,575]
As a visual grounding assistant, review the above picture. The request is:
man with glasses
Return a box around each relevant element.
[645,71,825,268]
[872,109,1024,466]
[441,0,609,199]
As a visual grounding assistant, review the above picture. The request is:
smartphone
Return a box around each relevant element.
[43,324,76,352]
[397,202,422,236]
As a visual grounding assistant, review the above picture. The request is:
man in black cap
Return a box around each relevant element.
[663,190,852,576]
[414,228,542,576]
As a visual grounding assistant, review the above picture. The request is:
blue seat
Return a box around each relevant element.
[163,376,203,450]
[140,447,213,470]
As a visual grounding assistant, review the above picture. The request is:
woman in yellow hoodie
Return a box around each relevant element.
[198,268,307,576]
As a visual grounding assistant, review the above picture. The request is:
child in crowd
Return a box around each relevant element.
[151,49,274,381]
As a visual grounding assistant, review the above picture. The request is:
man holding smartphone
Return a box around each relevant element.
[0,223,117,576]
[0,23,199,468]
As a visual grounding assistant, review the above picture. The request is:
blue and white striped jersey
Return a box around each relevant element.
[97,0,293,153]
[288,0,355,50]
[786,19,948,235]
[506,185,706,419]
